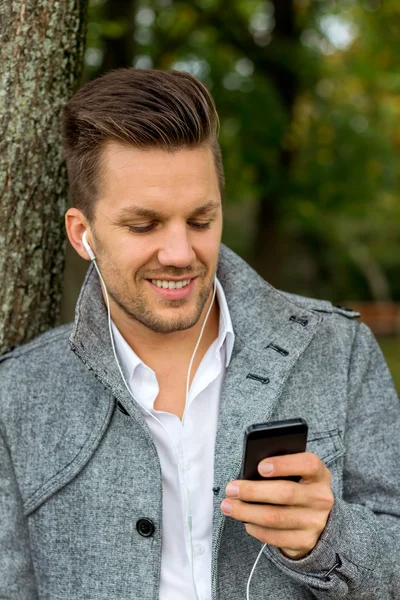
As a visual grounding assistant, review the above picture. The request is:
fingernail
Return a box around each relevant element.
[259,462,274,476]
[221,500,232,515]
[226,483,240,497]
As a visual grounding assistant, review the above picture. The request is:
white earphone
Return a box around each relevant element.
[82,230,96,261]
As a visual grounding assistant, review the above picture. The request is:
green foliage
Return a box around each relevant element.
[378,337,400,394]
[83,0,400,302]
[284,2,400,301]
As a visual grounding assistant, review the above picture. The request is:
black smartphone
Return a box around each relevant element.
[240,418,308,482]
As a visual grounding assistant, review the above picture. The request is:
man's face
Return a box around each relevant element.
[90,141,223,334]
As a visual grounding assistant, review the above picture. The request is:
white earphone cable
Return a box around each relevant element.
[246,543,267,600]
[183,278,217,427]
[182,277,217,598]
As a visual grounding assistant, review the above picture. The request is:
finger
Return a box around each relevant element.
[226,479,333,509]
[221,499,324,530]
[227,479,302,506]
[258,452,327,481]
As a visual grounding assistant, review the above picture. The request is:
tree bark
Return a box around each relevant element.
[0,0,88,354]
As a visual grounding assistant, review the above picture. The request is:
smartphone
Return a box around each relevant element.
[240,418,308,482]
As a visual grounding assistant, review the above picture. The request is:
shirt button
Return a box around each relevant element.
[193,543,205,556]
[136,518,155,538]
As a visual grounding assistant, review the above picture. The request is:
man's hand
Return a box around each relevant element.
[220,453,334,559]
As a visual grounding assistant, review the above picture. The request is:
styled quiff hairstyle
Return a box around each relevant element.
[62,68,224,222]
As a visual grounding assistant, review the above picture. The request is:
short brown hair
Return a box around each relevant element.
[62,68,224,221]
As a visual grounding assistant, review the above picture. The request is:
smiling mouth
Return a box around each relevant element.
[150,278,193,289]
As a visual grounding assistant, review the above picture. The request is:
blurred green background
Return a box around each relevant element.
[379,338,400,391]
[62,0,400,390]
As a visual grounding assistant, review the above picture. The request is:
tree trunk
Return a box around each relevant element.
[0,0,88,354]
[101,0,137,73]
[252,148,293,288]
[252,0,300,287]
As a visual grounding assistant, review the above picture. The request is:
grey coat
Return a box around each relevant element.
[1,245,400,599]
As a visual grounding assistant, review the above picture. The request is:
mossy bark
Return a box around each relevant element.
[0,0,88,354]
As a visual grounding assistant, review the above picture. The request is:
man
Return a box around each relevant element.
[1,68,399,600]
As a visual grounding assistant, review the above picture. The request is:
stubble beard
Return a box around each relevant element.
[106,270,215,334]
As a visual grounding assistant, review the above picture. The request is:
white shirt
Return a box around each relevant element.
[112,279,234,600]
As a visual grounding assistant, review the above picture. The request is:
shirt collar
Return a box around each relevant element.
[111,277,235,382]
[111,321,146,384]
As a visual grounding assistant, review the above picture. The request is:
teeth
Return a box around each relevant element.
[151,279,191,289]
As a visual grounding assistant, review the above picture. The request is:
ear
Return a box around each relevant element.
[65,208,92,261]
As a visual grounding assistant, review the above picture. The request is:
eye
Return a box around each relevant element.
[188,221,213,230]
[126,224,156,233]
[126,219,214,234]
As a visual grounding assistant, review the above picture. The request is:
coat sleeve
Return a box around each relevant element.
[263,321,400,599]
[0,423,38,599]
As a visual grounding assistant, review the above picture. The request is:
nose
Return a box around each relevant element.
[157,224,196,268]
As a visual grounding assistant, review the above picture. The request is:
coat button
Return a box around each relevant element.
[136,518,155,538]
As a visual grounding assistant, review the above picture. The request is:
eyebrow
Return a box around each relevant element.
[115,201,221,221]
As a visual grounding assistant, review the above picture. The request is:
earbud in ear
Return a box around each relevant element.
[82,230,96,261]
